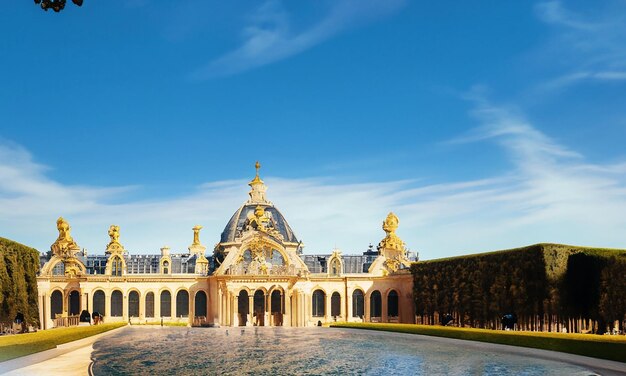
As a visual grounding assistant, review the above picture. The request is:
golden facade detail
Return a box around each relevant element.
[378,212,404,252]
[105,224,124,254]
[248,161,269,204]
[44,217,86,278]
[36,164,416,329]
[51,217,80,257]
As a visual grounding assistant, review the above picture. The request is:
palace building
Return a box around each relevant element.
[36,164,417,329]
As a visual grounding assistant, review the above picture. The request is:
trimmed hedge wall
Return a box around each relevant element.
[411,243,626,334]
[0,237,41,327]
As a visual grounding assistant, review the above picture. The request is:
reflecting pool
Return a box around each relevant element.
[91,327,600,375]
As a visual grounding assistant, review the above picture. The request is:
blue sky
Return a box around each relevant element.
[1,1,625,259]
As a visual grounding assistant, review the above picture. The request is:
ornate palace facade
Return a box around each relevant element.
[36,164,416,329]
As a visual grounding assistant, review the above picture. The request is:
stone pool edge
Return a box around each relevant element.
[0,325,128,375]
[329,324,626,376]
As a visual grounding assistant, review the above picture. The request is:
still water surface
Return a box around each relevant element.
[91,327,599,375]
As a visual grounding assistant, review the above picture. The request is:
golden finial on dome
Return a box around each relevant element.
[248,161,269,203]
[249,161,263,185]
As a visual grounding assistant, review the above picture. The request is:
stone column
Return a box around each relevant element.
[217,288,223,326]
[364,294,370,322]
[38,294,45,330]
[248,294,254,327]
[233,295,239,327]
[347,293,353,322]
[325,293,331,323]
[105,292,112,319]
[283,291,291,326]
[154,290,161,322]
[45,292,52,329]
[382,293,388,323]
[82,289,88,312]
[139,292,145,321]
[123,293,129,322]
[171,292,176,321]
[264,293,269,327]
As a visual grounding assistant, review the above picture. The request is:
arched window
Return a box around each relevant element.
[145,292,155,318]
[93,290,105,316]
[238,290,249,326]
[194,291,207,318]
[111,256,123,276]
[370,290,382,318]
[160,290,171,317]
[176,290,189,317]
[111,290,123,317]
[331,292,341,317]
[312,290,325,317]
[352,289,364,318]
[271,290,282,314]
[388,290,399,317]
[162,260,170,275]
[52,262,65,276]
[329,258,341,276]
[128,291,139,317]
[50,290,63,319]
[68,290,80,316]
[270,250,285,265]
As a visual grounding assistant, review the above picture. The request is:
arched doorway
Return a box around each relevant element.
[387,290,399,318]
[352,289,364,318]
[145,292,155,318]
[111,290,123,317]
[331,292,341,319]
[68,290,80,316]
[160,290,171,317]
[312,290,325,318]
[176,290,189,318]
[238,290,249,326]
[253,290,266,326]
[50,290,63,319]
[194,291,207,318]
[128,291,139,318]
[270,290,283,326]
[93,290,105,317]
[370,290,382,320]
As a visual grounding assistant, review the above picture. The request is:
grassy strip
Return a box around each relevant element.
[330,323,626,363]
[0,323,126,362]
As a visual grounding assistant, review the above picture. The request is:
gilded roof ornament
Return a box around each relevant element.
[105,224,124,254]
[51,216,80,257]
[378,212,404,252]
[247,161,269,204]
[192,225,203,246]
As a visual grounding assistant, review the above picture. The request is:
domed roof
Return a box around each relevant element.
[219,162,298,244]
[220,203,298,244]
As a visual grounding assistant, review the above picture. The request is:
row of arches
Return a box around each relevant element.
[237,289,285,326]
[311,289,399,318]
[50,289,208,319]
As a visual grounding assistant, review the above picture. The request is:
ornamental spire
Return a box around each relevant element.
[248,161,269,204]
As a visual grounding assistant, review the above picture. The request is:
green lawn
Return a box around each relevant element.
[329,322,626,363]
[0,323,126,362]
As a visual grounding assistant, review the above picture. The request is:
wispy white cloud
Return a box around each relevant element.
[2,103,626,260]
[189,0,406,79]
[534,1,626,91]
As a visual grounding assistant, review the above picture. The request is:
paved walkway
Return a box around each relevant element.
[0,326,126,376]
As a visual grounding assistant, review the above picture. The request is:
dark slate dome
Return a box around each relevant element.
[220,203,298,244]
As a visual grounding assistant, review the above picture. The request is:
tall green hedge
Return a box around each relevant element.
[0,237,40,327]
[411,243,626,334]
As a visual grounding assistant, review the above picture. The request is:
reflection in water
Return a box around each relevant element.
[91,327,595,375]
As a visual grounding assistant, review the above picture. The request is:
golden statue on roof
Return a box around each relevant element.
[378,212,404,252]
[106,224,124,254]
[51,216,80,257]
